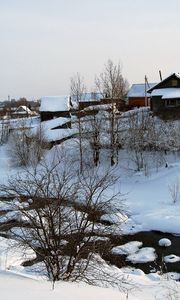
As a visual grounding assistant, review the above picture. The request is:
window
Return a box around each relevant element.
[171,79,178,87]
[166,99,180,107]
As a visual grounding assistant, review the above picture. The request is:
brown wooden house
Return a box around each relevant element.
[128,83,156,107]
[147,73,180,119]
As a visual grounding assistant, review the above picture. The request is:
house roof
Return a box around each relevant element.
[71,92,102,103]
[13,105,34,115]
[147,73,180,93]
[151,88,180,99]
[128,83,156,97]
[40,96,70,112]
[81,92,102,102]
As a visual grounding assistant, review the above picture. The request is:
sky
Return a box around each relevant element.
[1,0,180,100]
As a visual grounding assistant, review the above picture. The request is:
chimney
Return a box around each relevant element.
[159,70,162,81]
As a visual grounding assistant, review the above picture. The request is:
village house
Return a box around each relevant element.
[70,92,102,110]
[40,96,71,122]
[128,83,156,107]
[70,92,125,114]
[40,93,126,130]
[147,72,180,119]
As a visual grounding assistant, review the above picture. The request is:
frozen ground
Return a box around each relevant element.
[0,234,179,300]
[0,134,180,299]
[119,160,180,235]
[0,270,179,300]
[0,145,11,178]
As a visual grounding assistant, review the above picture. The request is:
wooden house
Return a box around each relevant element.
[70,93,102,110]
[128,83,156,107]
[70,92,125,113]
[147,73,180,119]
[40,96,71,121]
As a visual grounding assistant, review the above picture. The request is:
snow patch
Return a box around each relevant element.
[112,241,142,255]
[164,254,180,263]
[126,247,156,263]
[158,238,171,247]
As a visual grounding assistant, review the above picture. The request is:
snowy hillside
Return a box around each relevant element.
[0,109,179,299]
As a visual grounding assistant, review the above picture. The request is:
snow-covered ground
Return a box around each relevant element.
[0,144,12,180]
[0,235,179,300]
[0,114,180,299]
[120,161,180,235]
[0,269,179,300]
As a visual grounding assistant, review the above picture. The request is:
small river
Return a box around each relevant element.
[104,231,180,275]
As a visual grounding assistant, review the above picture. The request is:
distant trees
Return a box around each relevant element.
[69,60,129,168]
[95,59,128,100]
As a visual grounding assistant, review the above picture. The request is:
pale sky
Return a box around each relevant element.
[1,0,180,100]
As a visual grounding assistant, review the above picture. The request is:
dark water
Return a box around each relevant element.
[104,231,180,275]
[0,217,179,275]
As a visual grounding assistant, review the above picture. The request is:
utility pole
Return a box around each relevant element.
[144,76,150,106]
[145,76,147,106]
[8,95,11,118]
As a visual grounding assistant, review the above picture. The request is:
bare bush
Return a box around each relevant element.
[168,177,180,203]
[8,125,48,167]
[0,148,125,287]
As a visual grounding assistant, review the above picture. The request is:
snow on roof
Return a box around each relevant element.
[13,105,34,115]
[71,92,102,103]
[84,103,112,111]
[40,96,70,112]
[41,117,71,131]
[161,72,180,82]
[151,88,180,99]
[45,127,77,142]
[128,83,157,97]
[147,72,180,92]
[30,117,75,142]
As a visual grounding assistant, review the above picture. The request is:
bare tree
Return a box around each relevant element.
[8,123,48,167]
[122,109,168,173]
[95,59,128,165]
[126,111,147,171]
[0,148,124,287]
[83,110,104,167]
[91,112,101,166]
[0,118,10,144]
[70,73,86,173]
